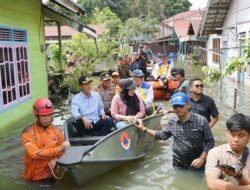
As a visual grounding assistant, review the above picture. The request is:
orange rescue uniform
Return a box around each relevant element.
[21,123,64,181]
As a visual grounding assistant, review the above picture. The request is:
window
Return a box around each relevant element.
[247,62,250,78]
[239,32,246,39]
[212,38,220,63]
[0,27,31,110]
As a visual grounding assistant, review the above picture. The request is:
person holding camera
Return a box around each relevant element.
[205,113,250,189]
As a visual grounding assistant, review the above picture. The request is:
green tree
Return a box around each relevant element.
[78,0,191,22]
[118,17,158,43]
[90,7,122,37]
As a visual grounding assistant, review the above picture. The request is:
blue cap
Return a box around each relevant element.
[132,69,145,77]
[171,92,188,106]
[161,54,168,59]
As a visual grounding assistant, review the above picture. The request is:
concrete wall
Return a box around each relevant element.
[206,0,250,83]
[222,0,250,83]
[0,0,48,129]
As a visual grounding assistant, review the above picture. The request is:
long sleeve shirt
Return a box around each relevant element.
[71,91,105,123]
[111,94,145,122]
[22,123,64,180]
[155,112,215,168]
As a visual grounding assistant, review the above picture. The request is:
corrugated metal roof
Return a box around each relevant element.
[45,25,104,37]
[200,0,231,35]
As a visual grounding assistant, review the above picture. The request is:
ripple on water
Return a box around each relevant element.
[1,65,249,190]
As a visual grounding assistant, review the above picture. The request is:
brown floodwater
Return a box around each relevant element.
[0,64,250,190]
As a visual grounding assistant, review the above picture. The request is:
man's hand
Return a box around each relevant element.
[133,119,144,130]
[101,114,109,120]
[59,141,70,151]
[191,158,205,168]
[48,159,57,169]
[82,117,93,129]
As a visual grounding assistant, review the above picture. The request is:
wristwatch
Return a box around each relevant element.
[143,128,148,133]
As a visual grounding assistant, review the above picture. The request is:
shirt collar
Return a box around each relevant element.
[80,91,92,98]
[189,93,204,102]
[176,111,193,123]
[34,122,51,133]
[225,144,245,158]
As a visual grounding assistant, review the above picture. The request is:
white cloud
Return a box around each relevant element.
[189,0,208,10]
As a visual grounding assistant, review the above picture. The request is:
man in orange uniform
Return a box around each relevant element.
[22,98,70,182]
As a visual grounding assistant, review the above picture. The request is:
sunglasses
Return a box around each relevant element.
[173,105,185,109]
[194,84,204,88]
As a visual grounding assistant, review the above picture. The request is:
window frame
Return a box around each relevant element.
[0,26,31,112]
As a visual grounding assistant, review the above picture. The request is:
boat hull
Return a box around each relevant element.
[57,114,162,187]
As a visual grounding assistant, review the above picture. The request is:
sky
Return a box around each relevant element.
[189,0,208,10]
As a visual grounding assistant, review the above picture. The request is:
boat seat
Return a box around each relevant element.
[69,136,105,146]
[57,146,93,165]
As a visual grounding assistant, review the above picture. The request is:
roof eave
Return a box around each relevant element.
[43,6,97,39]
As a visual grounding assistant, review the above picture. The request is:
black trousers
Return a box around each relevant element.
[75,118,115,137]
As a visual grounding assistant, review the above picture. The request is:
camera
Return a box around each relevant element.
[216,161,243,174]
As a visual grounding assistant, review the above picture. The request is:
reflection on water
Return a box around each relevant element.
[1,64,250,190]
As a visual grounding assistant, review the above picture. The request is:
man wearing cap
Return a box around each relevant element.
[71,76,116,137]
[117,57,132,79]
[132,69,154,107]
[111,71,121,94]
[171,67,190,94]
[205,113,250,189]
[135,92,214,170]
[93,72,116,116]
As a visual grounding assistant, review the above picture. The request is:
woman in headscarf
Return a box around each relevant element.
[111,78,145,129]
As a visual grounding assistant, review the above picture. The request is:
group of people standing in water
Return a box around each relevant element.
[21,45,250,189]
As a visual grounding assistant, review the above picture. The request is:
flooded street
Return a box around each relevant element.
[0,64,250,190]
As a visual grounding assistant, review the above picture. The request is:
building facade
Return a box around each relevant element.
[0,0,48,128]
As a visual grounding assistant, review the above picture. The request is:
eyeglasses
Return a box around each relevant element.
[173,105,185,109]
[194,84,204,88]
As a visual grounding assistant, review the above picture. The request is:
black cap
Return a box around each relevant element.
[100,72,111,81]
[119,78,135,90]
[171,67,185,76]
[119,57,125,61]
[79,76,93,85]
[226,113,250,132]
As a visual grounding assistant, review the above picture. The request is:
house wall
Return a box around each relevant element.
[222,0,250,82]
[0,0,48,129]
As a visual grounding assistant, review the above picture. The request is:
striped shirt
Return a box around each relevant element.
[155,112,215,168]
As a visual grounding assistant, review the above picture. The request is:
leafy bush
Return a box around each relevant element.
[202,66,222,85]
